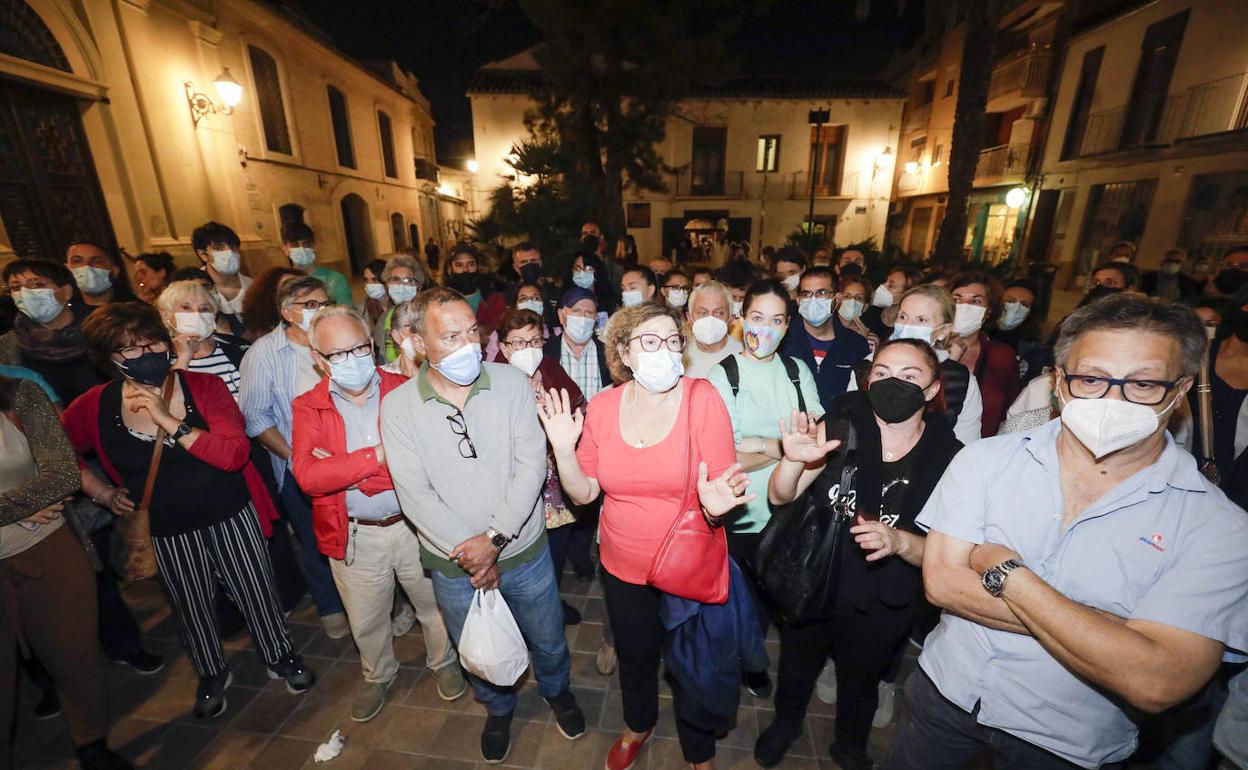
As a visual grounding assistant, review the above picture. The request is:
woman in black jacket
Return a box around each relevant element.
[754,338,962,770]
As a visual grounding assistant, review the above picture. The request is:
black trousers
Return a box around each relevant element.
[565,500,598,573]
[601,569,716,764]
[774,597,914,754]
[90,523,143,659]
[881,670,1123,770]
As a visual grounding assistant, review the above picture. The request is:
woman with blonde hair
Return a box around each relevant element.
[156,280,250,398]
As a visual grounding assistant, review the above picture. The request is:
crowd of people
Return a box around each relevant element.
[0,222,1246,770]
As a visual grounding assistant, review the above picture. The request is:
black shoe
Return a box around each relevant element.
[115,649,164,675]
[828,741,874,770]
[744,668,773,698]
[481,712,514,763]
[193,670,232,720]
[754,718,803,769]
[75,738,133,770]
[562,601,582,626]
[573,562,595,584]
[545,690,586,740]
[267,654,316,694]
[34,688,60,720]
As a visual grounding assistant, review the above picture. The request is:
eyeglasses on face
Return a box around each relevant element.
[446,409,477,459]
[115,341,169,360]
[290,299,331,312]
[628,333,685,353]
[1062,373,1184,406]
[797,289,834,300]
[388,276,421,286]
[503,337,543,350]
[321,343,374,365]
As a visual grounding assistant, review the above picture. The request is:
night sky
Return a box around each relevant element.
[288,0,924,162]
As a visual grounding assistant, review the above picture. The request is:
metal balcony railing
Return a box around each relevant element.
[675,169,744,197]
[1074,71,1248,157]
[975,143,1029,181]
[788,171,863,199]
[904,101,932,134]
[988,46,1053,102]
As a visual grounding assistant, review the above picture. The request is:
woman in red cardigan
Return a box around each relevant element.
[61,303,316,720]
[948,272,1022,436]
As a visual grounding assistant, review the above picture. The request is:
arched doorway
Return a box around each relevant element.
[340,193,371,274]
[0,0,116,259]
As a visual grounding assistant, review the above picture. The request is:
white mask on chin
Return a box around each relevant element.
[1058,389,1181,459]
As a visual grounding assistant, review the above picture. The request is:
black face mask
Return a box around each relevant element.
[867,377,928,424]
[581,234,600,254]
[115,350,172,387]
[518,263,542,283]
[445,272,479,295]
[1214,269,1248,296]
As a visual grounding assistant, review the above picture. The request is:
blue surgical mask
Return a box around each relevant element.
[433,342,482,386]
[289,247,316,267]
[998,301,1030,331]
[890,323,934,344]
[563,314,595,344]
[72,266,113,295]
[798,297,833,326]
[388,284,418,304]
[329,354,376,391]
[517,299,544,316]
[15,288,65,324]
[621,290,644,307]
[211,249,241,275]
[572,270,595,289]
[364,282,387,301]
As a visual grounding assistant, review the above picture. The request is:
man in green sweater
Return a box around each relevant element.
[380,287,584,764]
[281,221,353,305]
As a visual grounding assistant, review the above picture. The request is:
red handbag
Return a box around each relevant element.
[645,380,730,604]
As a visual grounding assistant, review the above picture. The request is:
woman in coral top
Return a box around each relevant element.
[539,301,752,770]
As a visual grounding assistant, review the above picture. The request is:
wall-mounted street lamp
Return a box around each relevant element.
[466,159,479,174]
[186,68,243,128]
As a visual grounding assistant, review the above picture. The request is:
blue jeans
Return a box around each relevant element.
[431,543,571,716]
[280,470,343,617]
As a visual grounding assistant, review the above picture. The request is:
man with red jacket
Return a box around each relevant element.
[291,306,464,723]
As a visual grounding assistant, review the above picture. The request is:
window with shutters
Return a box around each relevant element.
[247,45,291,155]
[327,86,355,169]
[378,111,397,178]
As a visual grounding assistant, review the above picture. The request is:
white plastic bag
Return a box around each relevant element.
[458,588,529,686]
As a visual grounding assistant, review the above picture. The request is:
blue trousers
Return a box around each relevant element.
[280,470,343,617]
[430,543,570,716]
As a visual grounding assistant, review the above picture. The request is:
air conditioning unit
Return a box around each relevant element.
[1024,98,1049,119]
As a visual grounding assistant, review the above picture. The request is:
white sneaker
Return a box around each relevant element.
[815,659,837,705]
[873,681,897,728]
[391,604,417,637]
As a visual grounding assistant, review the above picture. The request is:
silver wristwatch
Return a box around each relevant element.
[981,559,1024,598]
[486,527,509,549]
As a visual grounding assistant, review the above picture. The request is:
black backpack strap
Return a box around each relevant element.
[781,356,807,414]
[718,354,740,398]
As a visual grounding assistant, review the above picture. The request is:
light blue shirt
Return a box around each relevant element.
[239,326,300,487]
[916,419,1248,768]
[329,375,400,521]
[0,364,58,403]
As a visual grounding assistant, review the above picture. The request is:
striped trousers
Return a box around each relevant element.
[151,504,293,677]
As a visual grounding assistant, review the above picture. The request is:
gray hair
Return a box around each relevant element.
[277,275,327,307]
[688,280,733,313]
[1054,293,1205,377]
[155,279,219,315]
[397,287,470,335]
[380,254,427,288]
[308,304,370,351]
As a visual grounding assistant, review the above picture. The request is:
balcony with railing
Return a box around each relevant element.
[987,45,1053,110]
[904,101,933,134]
[787,171,862,199]
[1073,71,1248,157]
[675,169,744,198]
[974,142,1029,182]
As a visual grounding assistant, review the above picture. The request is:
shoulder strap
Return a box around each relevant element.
[781,356,807,414]
[718,354,740,398]
[138,373,177,514]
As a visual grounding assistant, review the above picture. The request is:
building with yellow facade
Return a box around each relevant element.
[0,0,464,280]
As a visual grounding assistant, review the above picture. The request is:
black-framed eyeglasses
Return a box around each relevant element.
[1062,373,1186,406]
[321,343,374,365]
[289,299,332,312]
[114,341,169,360]
[797,289,834,300]
[446,409,477,459]
[628,333,685,353]
[502,337,543,351]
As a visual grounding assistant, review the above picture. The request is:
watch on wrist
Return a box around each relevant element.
[981,559,1024,598]
[486,527,509,549]
[170,422,192,442]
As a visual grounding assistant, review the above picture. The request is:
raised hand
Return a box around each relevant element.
[697,462,755,518]
[778,409,840,464]
[537,387,583,453]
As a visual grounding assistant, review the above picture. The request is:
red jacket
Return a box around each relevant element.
[290,369,407,560]
[974,333,1022,437]
[61,371,280,535]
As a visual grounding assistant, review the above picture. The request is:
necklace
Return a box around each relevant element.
[625,382,648,446]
